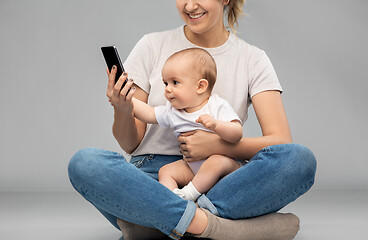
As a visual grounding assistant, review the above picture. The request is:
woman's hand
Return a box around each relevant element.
[106,66,136,113]
[106,67,148,154]
[178,130,226,162]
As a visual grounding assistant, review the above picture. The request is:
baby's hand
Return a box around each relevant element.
[196,114,217,131]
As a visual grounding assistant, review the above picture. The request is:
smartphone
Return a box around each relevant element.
[101,45,127,90]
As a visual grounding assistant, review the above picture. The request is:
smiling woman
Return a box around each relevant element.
[68,0,316,239]
[176,0,230,47]
[177,0,243,35]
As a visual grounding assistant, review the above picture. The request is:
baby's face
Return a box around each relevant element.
[162,57,200,110]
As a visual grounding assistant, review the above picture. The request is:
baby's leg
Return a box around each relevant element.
[158,159,194,190]
[192,155,240,194]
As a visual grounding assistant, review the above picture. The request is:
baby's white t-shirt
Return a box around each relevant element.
[124,26,282,156]
[155,94,242,138]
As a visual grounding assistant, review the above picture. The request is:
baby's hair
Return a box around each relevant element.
[225,0,245,34]
[167,48,217,92]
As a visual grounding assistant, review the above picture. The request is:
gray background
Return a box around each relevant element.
[0,0,367,192]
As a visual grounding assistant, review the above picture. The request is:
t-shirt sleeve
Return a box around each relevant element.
[248,50,283,100]
[216,98,242,125]
[154,103,172,129]
[123,35,154,94]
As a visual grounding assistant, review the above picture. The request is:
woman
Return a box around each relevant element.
[68,0,316,239]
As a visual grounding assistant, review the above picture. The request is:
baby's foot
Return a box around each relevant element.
[173,188,186,199]
[173,182,201,201]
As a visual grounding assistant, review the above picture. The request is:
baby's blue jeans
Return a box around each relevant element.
[68,143,316,239]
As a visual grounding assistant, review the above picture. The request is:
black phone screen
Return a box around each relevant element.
[101,46,126,87]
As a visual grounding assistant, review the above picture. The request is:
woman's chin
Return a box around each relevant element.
[185,24,208,35]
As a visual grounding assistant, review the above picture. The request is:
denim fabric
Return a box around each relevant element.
[197,144,317,218]
[68,149,194,239]
[68,143,316,239]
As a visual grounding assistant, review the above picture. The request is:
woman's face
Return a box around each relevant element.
[176,0,226,35]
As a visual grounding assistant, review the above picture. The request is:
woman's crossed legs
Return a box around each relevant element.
[68,144,316,239]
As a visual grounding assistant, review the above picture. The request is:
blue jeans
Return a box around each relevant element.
[68,144,316,239]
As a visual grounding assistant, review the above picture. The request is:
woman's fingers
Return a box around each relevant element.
[181,149,189,157]
[177,136,185,144]
[178,135,191,159]
[177,131,196,145]
[107,66,116,95]
[113,72,128,96]
[119,78,134,97]
[180,130,197,137]
[125,86,136,101]
[179,142,188,150]
[106,68,135,110]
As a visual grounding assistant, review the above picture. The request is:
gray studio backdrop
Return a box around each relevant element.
[0,0,367,191]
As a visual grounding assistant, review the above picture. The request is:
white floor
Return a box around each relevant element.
[0,189,367,240]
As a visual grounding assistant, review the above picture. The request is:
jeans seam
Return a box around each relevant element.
[132,154,155,168]
[132,155,148,168]
[250,146,270,162]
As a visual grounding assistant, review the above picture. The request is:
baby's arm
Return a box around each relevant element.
[196,114,242,143]
[132,98,158,124]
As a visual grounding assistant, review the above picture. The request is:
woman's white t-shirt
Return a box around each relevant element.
[124,26,282,157]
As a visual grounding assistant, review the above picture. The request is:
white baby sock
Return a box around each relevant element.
[173,181,201,201]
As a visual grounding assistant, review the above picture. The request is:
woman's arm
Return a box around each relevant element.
[179,91,292,161]
[228,90,292,159]
[106,67,148,154]
[112,86,148,154]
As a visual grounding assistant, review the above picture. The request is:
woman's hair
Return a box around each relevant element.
[167,48,217,92]
[224,0,245,34]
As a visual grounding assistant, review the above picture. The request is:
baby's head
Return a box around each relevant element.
[162,48,217,111]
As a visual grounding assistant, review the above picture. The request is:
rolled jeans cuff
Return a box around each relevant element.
[169,200,197,240]
[197,194,220,216]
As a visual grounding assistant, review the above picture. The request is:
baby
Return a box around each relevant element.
[131,48,243,201]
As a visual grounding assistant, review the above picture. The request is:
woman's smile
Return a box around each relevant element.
[187,12,206,21]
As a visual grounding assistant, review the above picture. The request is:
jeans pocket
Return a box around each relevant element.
[130,155,149,168]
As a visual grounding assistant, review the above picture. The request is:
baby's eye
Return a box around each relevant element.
[173,80,179,85]
[163,81,168,86]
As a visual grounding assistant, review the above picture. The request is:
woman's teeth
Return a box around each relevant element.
[189,13,205,19]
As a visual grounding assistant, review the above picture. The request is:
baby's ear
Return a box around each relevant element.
[197,78,209,94]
